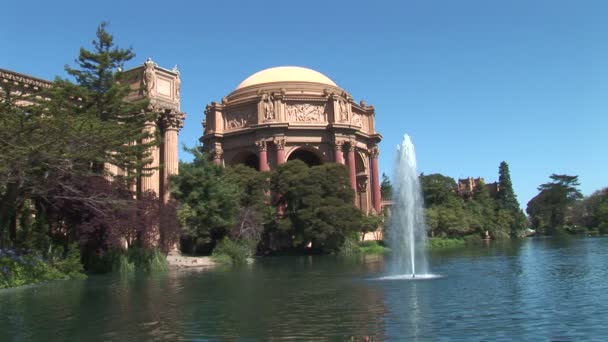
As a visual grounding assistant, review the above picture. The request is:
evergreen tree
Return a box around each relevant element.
[380,173,393,199]
[61,22,156,178]
[497,161,520,211]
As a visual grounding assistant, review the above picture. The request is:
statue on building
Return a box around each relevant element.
[263,93,275,121]
[143,58,156,95]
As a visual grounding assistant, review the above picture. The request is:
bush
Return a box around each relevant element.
[338,237,360,256]
[0,248,67,289]
[212,238,254,265]
[54,244,86,279]
[429,237,466,249]
[358,241,389,254]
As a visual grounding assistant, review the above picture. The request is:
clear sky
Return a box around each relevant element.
[1,0,606,208]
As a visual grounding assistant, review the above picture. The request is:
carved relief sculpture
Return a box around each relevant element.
[351,111,363,127]
[286,103,327,122]
[224,108,256,130]
[143,58,156,95]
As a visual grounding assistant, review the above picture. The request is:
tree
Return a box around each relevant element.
[495,162,527,236]
[420,173,458,207]
[497,161,519,211]
[527,174,583,233]
[62,21,156,179]
[270,161,362,253]
[0,23,156,248]
[170,149,241,253]
[380,173,393,199]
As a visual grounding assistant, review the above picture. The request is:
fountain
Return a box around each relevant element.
[381,134,440,280]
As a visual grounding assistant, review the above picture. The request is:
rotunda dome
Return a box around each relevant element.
[235,66,337,90]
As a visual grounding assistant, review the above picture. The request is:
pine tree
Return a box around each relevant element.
[61,22,157,178]
[497,161,520,211]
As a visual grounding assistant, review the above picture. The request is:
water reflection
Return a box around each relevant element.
[1,238,607,340]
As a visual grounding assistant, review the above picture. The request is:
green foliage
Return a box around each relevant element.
[0,247,85,289]
[421,164,527,240]
[54,244,86,279]
[358,240,389,254]
[380,173,393,199]
[211,238,254,265]
[271,161,362,253]
[527,174,583,233]
[171,148,241,251]
[497,161,520,211]
[428,237,465,249]
[420,173,458,207]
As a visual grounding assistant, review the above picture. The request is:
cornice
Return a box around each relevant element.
[0,68,52,89]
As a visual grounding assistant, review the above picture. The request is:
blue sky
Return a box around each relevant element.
[1,0,606,208]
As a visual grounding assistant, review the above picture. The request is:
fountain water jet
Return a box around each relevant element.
[380,134,440,280]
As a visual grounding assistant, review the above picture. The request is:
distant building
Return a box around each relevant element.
[457,177,500,199]
[201,66,383,214]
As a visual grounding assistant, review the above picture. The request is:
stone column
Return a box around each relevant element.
[256,140,269,172]
[370,146,381,214]
[161,111,185,203]
[347,143,357,194]
[275,138,286,165]
[334,141,344,164]
[212,148,223,166]
[141,120,160,196]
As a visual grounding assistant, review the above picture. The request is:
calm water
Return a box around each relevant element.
[1,237,608,341]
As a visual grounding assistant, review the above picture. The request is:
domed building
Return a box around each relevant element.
[201,66,383,214]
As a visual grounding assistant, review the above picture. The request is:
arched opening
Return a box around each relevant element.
[231,150,260,171]
[287,148,322,167]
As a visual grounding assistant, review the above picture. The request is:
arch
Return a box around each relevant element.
[287,147,323,167]
[230,150,260,171]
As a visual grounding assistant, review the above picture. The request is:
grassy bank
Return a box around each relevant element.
[358,241,390,254]
[428,237,466,250]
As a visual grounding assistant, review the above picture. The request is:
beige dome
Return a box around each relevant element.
[235,66,337,90]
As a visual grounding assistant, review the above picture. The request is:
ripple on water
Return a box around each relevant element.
[375,273,444,280]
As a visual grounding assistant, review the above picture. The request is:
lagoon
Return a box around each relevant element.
[1,237,607,341]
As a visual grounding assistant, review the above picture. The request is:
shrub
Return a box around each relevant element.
[54,244,86,279]
[338,237,360,256]
[212,238,254,265]
[429,237,466,249]
[0,249,66,289]
[358,241,389,254]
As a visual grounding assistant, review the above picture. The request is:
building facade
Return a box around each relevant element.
[201,66,383,214]
[0,58,185,203]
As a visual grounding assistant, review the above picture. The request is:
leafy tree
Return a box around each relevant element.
[380,173,393,199]
[224,164,272,244]
[170,149,241,253]
[270,161,362,253]
[527,174,583,233]
[420,173,458,207]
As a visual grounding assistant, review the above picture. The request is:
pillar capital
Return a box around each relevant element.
[160,110,186,131]
[274,137,286,150]
[255,140,268,152]
[370,145,380,158]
